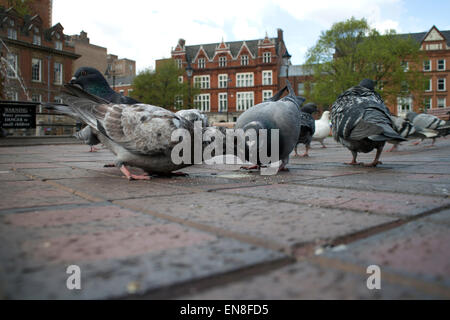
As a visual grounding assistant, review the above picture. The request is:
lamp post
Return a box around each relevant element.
[185,65,193,109]
[105,64,116,91]
[282,50,292,85]
[226,76,232,122]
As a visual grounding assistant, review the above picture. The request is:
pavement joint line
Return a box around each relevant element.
[0,201,114,215]
[120,255,295,300]
[113,200,290,254]
[310,255,450,299]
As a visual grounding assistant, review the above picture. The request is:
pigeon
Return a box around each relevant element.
[331,79,406,167]
[406,111,450,146]
[312,111,331,148]
[43,84,197,180]
[294,103,317,157]
[71,67,139,104]
[74,126,101,152]
[235,80,305,172]
[387,115,437,152]
[176,109,209,127]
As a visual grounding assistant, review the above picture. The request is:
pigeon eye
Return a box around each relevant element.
[81,71,87,76]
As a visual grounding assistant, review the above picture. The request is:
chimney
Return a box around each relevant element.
[178,38,186,48]
[277,28,284,41]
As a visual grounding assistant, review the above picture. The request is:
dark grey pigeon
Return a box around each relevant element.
[74,126,101,152]
[235,80,305,172]
[387,115,436,152]
[406,111,450,146]
[331,79,406,167]
[294,103,317,157]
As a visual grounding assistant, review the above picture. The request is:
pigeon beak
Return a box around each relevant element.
[70,77,77,84]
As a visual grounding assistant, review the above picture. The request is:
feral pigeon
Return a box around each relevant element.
[331,79,406,167]
[312,111,331,148]
[176,109,209,127]
[406,111,450,146]
[235,80,305,172]
[294,103,317,157]
[43,84,197,180]
[74,126,101,152]
[387,115,436,152]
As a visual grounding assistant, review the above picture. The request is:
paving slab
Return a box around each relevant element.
[116,193,395,254]
[220,184,450,217]
[0,203,286,299]
[182,260,441,300]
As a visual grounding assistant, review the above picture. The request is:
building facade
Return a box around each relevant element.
[66,31,108,75]
[170,29,289,122]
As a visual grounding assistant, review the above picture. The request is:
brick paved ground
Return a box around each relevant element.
[0,137,449,299]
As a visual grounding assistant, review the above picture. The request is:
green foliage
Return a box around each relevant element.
[7,0,33,16]
[305,17,426,109]
[131,59,199,109]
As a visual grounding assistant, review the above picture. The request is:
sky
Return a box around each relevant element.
[53,0,450,72]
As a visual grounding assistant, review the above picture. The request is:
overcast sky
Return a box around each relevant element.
[53,0,450,72]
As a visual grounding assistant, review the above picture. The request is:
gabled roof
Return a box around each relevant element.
[398,26,450,47]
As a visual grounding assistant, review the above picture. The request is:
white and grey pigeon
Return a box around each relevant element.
[235,80,305,172]
[406,111,450,146]
[43,84,199,180]
[387,115,437,152]
[175,109,209,127]
[312,111,331,148]
[294,103,317,157]
[331,79,406,167]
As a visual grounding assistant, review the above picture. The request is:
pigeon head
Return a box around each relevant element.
[406,111,418,122]
[322,111,331,120]
[359,79,376,91]
[300,103,318,115]
[71,67,111,93]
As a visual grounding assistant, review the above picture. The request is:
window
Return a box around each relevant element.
[218,74,229,88]
[193,75,210,89]
[176,59,182,69]
[237,92,254,111]
[401,61,409,72]
[7,91,18,101]
[32,58,42,82]
[298,83,305,95]
[194,94,210,112]
[424,97,432,110]
[437,78,446,91]
[262,70,272,85]
[32,94,42,102]
[423,60,431,71]
[54,62,63,85]
[55,41,63,50]
[426,43,443,50]
[425,78,432,92]
[54,96,63,103]
[437,98,446,108]
[7,28,17,40]
[263,90,273,101]
[263,52,271,63]
[174,95,183,109]
[397,97,412,115]
[236,73,254,87]
[198,58,205,69]
[437,59,446,71]
[119,90,124,94]
[219,93,228,112]
[6,53,18,78]
[178,76,183,83]
[219,56,226,67]
[241,55,249,66]
[33,34,41,46]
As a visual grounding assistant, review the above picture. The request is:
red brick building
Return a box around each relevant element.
[170,29,289,122]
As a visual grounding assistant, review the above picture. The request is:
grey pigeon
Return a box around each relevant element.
[176,109,209,127]
[235,80,305,172]
[406,111,450,146]
[331,79,406,167]
[294,103,317,157]
[387,115,436,152]
[74,126,101,152]
[43,84,197,180]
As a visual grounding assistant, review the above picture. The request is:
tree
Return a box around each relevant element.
[305,17,426,111]
[7,0,33,16]
[131,59,199,110]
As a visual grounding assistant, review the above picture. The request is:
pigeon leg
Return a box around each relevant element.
[301,145,310,157]
[294,145,299,156]
[364,147,383,167]
[240,165,260,170]
[412,140,422,146]
[431,138,436,146]
[321,141,327,148]
[120,165,151,181]
[345,151,360,165]
[89,146,99,152]
[386,144,398,153]
[278,161,289,172]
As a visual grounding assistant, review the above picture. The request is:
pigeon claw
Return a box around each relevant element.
[240,165,260,170]
[363,161,383,167]
[89,146,99,152]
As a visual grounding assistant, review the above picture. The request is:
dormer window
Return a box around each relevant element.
[241,55,249,66]
[219,56,226,67]
[263,52,271,63]
[198,58,205,69]
[56,33,61,40]
[55,41,63,50]
[9,19,14,27]
[34,27,39,33]
[33,34,41,46]
[7,28,17,40]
